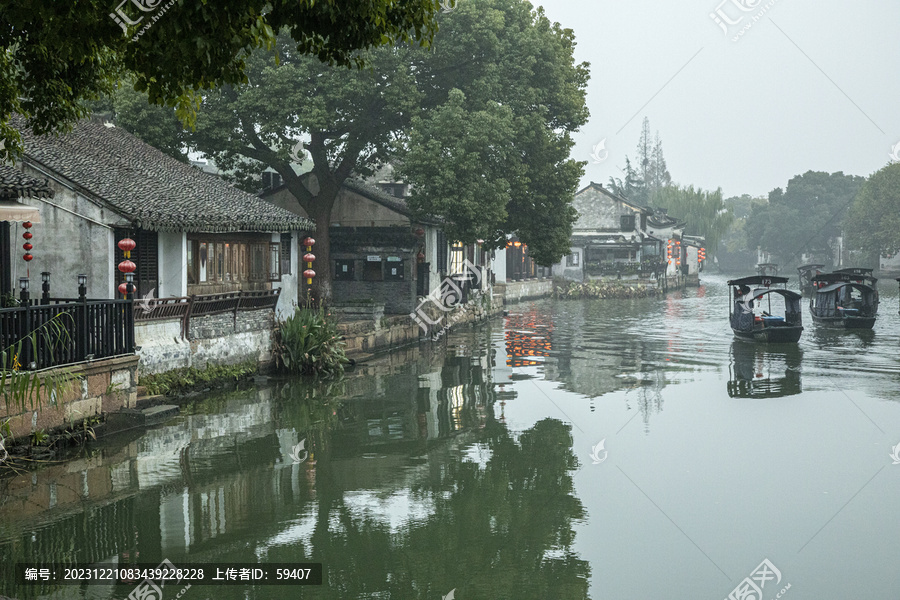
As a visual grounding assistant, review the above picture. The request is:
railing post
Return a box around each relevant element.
[182,295,195,340]
[124,296,135,354]
[233,290,241,331]
[74,297,87,362]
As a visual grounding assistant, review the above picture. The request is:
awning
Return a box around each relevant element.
[0,201,41,223]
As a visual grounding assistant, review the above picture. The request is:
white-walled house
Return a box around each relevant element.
[9,116,312,320]
[552,182,653,281]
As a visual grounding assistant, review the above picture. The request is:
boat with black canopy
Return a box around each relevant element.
[797,263,825,295]
[727,275,804,343]
[809,268,878,329]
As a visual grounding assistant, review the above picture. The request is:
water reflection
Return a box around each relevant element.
[0,328,589,600]
[727,342,802,398]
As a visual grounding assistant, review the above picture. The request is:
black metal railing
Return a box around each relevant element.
[0,298,135,370]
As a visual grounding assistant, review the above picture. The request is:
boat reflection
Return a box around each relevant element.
[727,342,802,398]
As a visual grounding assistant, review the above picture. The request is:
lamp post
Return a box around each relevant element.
[125,272,134,299]
[77,274,87,301]
[41,271,50,304]
[18,277,29,305]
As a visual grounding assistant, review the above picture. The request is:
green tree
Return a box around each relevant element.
[653,184,734,254]
[844,162,900,263]
[397,0,589,266]
[170,0,587,299]
[607,117,670,206]
[745,171,865,266]
[0,0,442,160]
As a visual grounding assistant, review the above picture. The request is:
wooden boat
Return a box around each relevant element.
[797,263,825,295]
[809,269,878,329]
[727,342,802,398]
[727,276,803,343]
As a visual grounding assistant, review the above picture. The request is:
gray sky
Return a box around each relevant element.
[533,0,900,199]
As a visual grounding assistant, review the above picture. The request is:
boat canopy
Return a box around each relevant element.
[815,282,874,295]
[728,275,790,287]
[797,263,825,271]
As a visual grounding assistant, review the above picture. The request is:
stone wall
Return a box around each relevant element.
[497,279,554,304]
[1,355,139,438]
[136,309,276,375]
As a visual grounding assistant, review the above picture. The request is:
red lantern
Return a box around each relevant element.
[301,237,315,248]
[118,282,130,295]
[23,253,33,261]
[23,232,32,240]
[118,259,136,273]
[303,269,316,279]
[414,227,425,238]
[23,243,32,251]
[117,238,136,252]
[303,253,316,263]
[23,221,32,229]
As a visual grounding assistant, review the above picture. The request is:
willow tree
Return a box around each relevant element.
[0,0,442,159]
[654,184,734,254]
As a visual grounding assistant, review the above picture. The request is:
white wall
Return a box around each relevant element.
[273,231,300,320]
[15,163,131,299]
[157,231,187,297]
[494,247,508,284]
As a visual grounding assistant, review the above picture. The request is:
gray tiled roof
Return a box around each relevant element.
[0,163,54,199]
[15,116,313,233]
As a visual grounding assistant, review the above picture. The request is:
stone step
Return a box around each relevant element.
[141,404,179,425]
[105,404,180,434]
[135,394,167,409]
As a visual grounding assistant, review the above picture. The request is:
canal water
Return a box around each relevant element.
[2,274,900,599]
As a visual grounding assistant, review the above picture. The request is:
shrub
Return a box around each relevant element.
[141,361,257,396]
[275,306,348,376]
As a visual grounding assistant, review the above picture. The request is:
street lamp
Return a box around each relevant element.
[125,272,134,298]
[77,274,87,300]
[41,271,51,303]
[19,277,29,304]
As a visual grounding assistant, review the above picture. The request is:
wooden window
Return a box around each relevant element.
[250,243,266,281]
[566,252,579,267]
[449,242,464,275]
[620,214,635,231]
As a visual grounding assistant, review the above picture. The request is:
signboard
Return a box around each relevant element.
[387,256,401,262]
[366,255,381,262]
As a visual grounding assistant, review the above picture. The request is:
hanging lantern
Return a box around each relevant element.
[414,227,425,238]
[301,237,315,248]
[117,237,136,258]
[117,282,130,295]
[303,253,316,263]
[303,268,316,285]
[117,259,136,273]
[22,222,34,264]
